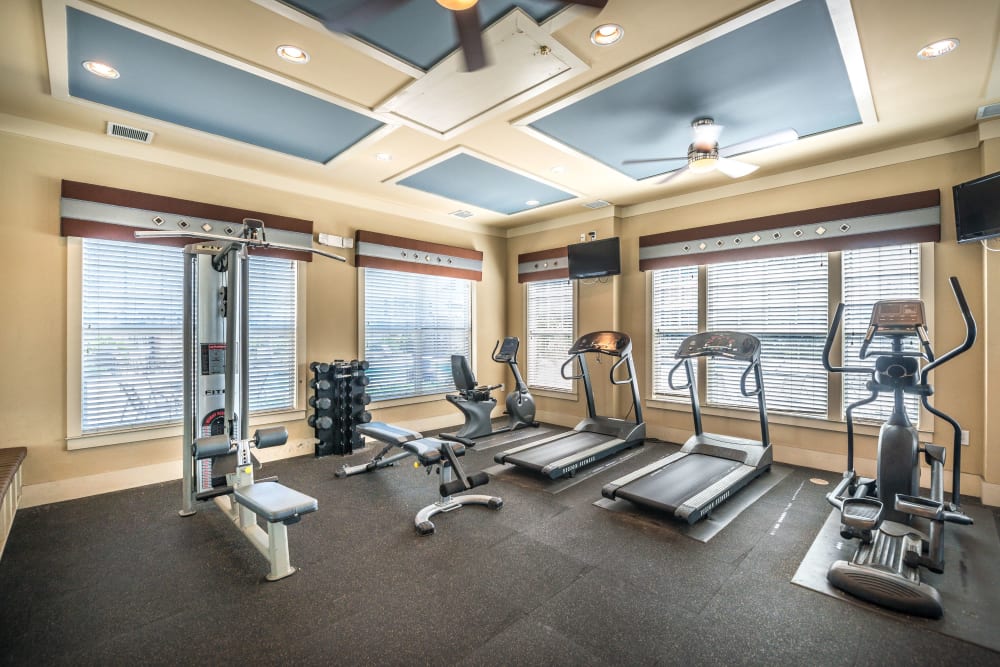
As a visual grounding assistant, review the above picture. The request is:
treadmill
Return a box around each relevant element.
[493,331,645,479]
[602,331,772,524]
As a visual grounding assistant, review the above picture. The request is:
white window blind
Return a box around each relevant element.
[248,255,297,413]
[363,268,472,401]
[81,239,185,432]
[526,279,574,391]
[651,266,699,400]
[706,253,829,415]
[80,239,299,434]
[842,244,921,423]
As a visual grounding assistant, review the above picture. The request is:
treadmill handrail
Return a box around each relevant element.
[667,359,691,391]
[740,362,762,397]
[560,354,583,380]
[610,355,634,385]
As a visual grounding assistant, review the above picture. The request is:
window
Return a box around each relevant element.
[650,244,924,423]
[526,279,574,392]
[650,266,698,400]
[706,254,829,415]
[362,268,472,402]
[78,238,299,436]
[842,244,921,422]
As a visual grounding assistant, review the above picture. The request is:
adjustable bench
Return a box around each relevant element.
[341,422,502,535]
[0,447,27,561]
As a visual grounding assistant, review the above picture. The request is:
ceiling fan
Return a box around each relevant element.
[623,118,798,185]
[322,0,608,72]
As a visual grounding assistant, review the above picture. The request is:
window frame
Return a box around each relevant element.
[357,267,475,408]
[65,237,307,450]
[645,243,935,435]
[524,278,577,397]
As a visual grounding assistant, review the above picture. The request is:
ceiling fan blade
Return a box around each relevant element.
[656,164,691,185]
[622,157,687,165]
[720,128,798,158]
[453,5,488,72]
[321,0,409,32]
[716,157,759,178]
[557,0,609,7]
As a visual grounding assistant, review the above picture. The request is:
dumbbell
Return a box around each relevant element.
[350,359,371,371]
[308,396,332,409]
[314,416,333,430]
[352,392,371,406]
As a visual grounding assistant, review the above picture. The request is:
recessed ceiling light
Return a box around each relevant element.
[436,0,478,9]
[917,38,959,60]
[82,60,119,79]
[525,200,541,206]
[591,24,624,46]
[276,45,310,64]
[375,152,393,161]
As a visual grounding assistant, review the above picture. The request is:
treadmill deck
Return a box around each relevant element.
[615,453,746,514]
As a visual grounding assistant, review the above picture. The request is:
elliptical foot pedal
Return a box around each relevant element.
[841,498,883,530]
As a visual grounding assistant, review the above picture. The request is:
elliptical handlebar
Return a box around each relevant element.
[920,277,976,383]
[823,303,875,376]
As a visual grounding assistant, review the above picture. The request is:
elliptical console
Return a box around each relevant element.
[822,276,976,618]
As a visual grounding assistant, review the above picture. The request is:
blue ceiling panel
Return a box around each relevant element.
[528,0,862,181]
[283,0,567,70]
[66,7,384,163]
[398,153,574,215]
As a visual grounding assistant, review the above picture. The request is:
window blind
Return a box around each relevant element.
[80,239,299,434]
[81,239,185,432]
[526,279,574,391]
[248,255,297,413]
[706,253,829,415]
[363,268,472,401]
[841,244,921,423]
[651,266,699,400]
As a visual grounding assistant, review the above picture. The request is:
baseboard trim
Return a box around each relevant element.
[981,481,1000,508]
[21,460,183,508]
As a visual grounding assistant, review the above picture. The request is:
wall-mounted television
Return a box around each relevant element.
[567,236,621,279]
[953,170,1000,243]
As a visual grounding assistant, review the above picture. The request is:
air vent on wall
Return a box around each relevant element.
[582,200,611,209]
[449,210,474,219]
[106,121,154,144]
[977,103,1000,121]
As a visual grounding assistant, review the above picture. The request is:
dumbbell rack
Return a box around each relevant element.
[308,359,372,457]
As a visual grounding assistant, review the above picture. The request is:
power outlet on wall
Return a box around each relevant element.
[961,429,970,446]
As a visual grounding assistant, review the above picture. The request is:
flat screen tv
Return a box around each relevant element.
[567,237,621,279]
[953,170,1000,243]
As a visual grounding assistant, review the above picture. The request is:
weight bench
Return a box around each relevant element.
[339,422,502,535]
[1,447,27,561]
[232,481,318,581]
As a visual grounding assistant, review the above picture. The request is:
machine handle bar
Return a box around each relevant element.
[739,362,762,397]
[822,303,876,375]
[920,277,976,381]
[134,229,347,263]
[561,354,584,380]
[667,359,691,391]
[609,355,634,385]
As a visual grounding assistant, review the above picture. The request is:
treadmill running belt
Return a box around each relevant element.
[503,431,611,471]
[616,453,743,513]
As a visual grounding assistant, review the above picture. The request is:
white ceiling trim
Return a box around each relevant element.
[0,112,506,238]
[41,0,400,169]
[507,131,980,238]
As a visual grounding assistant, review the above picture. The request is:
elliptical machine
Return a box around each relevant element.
[446,337,538,441]
[822,276,976,618]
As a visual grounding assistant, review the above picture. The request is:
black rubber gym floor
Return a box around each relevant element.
[2,427,998,666]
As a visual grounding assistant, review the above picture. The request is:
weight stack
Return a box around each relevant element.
[309,359,371,456]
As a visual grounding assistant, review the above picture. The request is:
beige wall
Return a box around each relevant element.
[506,149,992,498]
[0,131,506,494]
[3,128,998,505]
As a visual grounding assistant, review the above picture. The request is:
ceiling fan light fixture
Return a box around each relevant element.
[436,0,478,10]
[276,45,310,64]
[917,38,959,59]
[591,23,624,46]
[82,60,119,79]
[688,155,719,173]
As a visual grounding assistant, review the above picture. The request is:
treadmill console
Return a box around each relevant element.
[675,331,760,362]
[869,300,926,333]
[569,331,632,356]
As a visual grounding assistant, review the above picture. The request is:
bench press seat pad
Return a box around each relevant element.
[356,422,422,446]
[234,482,317,523]
[402,438,466,466]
